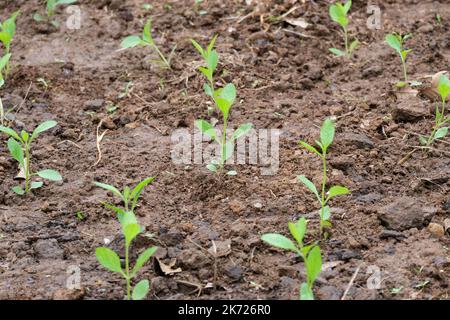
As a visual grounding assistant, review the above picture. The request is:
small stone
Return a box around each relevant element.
[101,118,116,130]
[378,197,437,231]
[428,223,445,238]
[341,133,375,149]
[417,23,434,33]
[444,219,450,234]
[362,65,383,78]
[224,263,244,280]
[83,99,104,111]
[253,202,263,210]
[34,239,64,259]
[393,100,428,122]
[380,230,406,240]
[317,285,342,300]
[229,200,246,215]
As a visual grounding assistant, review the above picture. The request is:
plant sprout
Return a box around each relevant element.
[385,32,412,88]
[298,119,350,235]
[94,177,157,300]
[262,217,322,300]
[329,0,359,57]
[34,0,77,28]
[420,74,450,147]
[0,120,62,195]
[0,53,11,126]
[191,35,252,175]
[121,19,175,70]
[0,10,20,78]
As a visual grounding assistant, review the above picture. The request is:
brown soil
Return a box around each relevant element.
[0,0,449,300]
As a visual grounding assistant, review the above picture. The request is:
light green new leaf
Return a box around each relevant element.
[343,0,352,14]
[36,169,62,181]
[0,53,11,70]
[437,74,450,101]
[385,33,402,54]
[31,120,57,141]
[94,181,123,199]
[131,247,158,276]
[231,123,252,141]
[142,19,153,44]
[216,97,232,119]
[297,175,320,200]
[306,246,322,286]
[288,217,307,246]
[329,48,345,57]
[31,181,44,189]
[190,39,204,57]
[261,233,298,253]
[118,211,138,229]
[223,141,234,161]
[7,138,23,166]
[219,83,237,105]
[321,205,331,221]
[195,119,216,140]
[0,126,22,141]
[300,282,314,300]
[206,50,218,73]
[434,127,448,140]
[327,185,350,201]
[12,186,25,195]
[121,35,142,49]
[349,39,359,54]
[299,141,321,156]
[130,176,155,211]
[95,247,123,274]
[320,118,335,150]
[124,223,141,247]
[132,280,149,301]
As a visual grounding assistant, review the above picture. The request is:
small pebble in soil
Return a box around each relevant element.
[427,223,445,238]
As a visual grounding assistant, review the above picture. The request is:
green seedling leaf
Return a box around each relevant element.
[385,33,402,53]
[395,81,407,88]
[36,169,62,181]
[20,130,29,142]
[327,185,350,201]
[206,50,218,73]
[349,39,359,53]
[0,126,22,141]
[12,186,25,195]
[121,35,142,49]
[207,163,218,172]
[94,181,123,199]
[219,83,237,105]
[118,211,138,229]
[419,135,428,145]
[321,206,331,221]
[7,137,24,166]
[95,247,123,274]
[190,39,204,57]
[131,247,158,277]
[33,13,46,22]
[437,74,450,101]
[124,223,141,247]
[130,176,155,211]
[195,119,216,140]
[343,0,352,14]
[300,282,314,300]
[231,123,252,141]
[329,48,345,57]
[203,83,213,97]
[31,181,44,189]
[132,280,149,301]
[0,53,11,70]
[226,170,237,176]
[261,233,298,253]
[223,141,234,161]
[320,118,335,151]
[299,141,321,156]
[434,127,448,139]
[297,175,320,200]
[306,246,322,285]
[31,120,57,141]
[288,217,307,246]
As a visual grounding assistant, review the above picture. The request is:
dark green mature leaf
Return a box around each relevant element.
[261,233,298,252]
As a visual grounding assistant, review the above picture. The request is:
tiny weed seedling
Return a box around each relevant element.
[385,32,412,88]
[0,11,19,78]
[329,0,359,57]
[121,19,176,70]
[191,36,252,175]
[420,74,450,147]
[95,177,157,300]
[262,217,322,300]
[0,120,62,195]
[298,119,350,234]
[34,0,77,28]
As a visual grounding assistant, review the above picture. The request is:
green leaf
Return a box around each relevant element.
[321,205,331,221]
[0,126,22,141]
[343,0,352,14]
[207,34,218,56]
[288,217,307,247]
[385,33,402,54]
[219,83,237,105]
[20,130,29,142]
[222,141,234,161]
[206,163,217,172]
[299,141,321,156]
[94,181,123,199]
[401,49,411,61]
[31,120,57,141]
[320,118,335,151]
[434,127,448,139]
[190,39,204,57]
[130,177,155,211]
[36,169,62,181]
[55,0,78,5]
[349,39,359,54]
[7,138,24,166]
[206,50,218,73]
[226,170,237,176]
[123,223,141,247]
[142,19,153,44]
[300,282,314,300]
[132,280,149,301]
[95,247,123,274]
[261,233,298,253]
[195,119,216,140]
[297,175,320,200]
[329,48,345,57]
[231,123,252,141]
[203,83,213,97]
[121,35,142,49]
[12,186,25,195]
[131,247,158,276]
[419,135,428,146]
[0,53,11,71]
[31,181,43,189]
[0,32,12,47]
[437,74,450,101]
[327,185,350,201]
[118,211,139,229]
[329,5,344,25]
[306,246,322,286]
[216,98,232,119]
[33,13,46,22]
